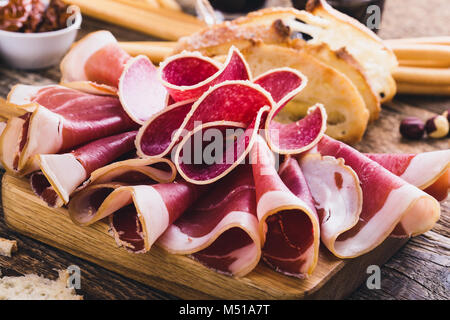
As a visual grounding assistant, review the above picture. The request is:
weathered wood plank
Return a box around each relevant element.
[0,0,448,300]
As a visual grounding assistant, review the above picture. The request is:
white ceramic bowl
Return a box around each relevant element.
[0,12,82,70]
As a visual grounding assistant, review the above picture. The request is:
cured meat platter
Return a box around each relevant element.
[2,174,407,299]
[0,0,448,300]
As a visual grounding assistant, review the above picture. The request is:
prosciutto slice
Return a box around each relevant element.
[68,157,180,252]
[30,131,137,208]
[69,180,204,253]
[299,153,363,258]
[305,136,441,258]
[0,85,137,175]
[366,152,450,201]
[86,157,177,187]
[60,31,167,124]
[251,136,320,278]
[158,165,261,277]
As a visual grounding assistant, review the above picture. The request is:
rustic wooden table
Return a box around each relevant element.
[0,0,448,300]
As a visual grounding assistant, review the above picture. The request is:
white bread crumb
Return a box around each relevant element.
[0,270,83,300]
[0,237,17,257]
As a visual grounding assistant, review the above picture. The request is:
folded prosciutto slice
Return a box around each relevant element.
[303,136,441,258]
[251,136,320,278]
[69,180,204,253]
[60,31,167,124]
[30,131,138,208]
[299,153,362,258]
[68,158,182,252]
[158,165,261,277]
[0,85,138,175]
[366,151,450,201]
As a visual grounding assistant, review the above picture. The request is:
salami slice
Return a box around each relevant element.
[159,46,251,102]
[254,68,327,155]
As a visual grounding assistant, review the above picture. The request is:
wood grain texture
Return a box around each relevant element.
[0,0,449,300]
[1,174,409,300]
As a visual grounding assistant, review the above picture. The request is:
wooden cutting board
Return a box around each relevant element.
[1,173,407,299]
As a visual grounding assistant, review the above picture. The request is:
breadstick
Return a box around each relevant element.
[393,66,450,85]
[135,0,159,8]
[385,36,450,46]
[389,44,450,63]
[112,0,201,25]
[64,0,203,40]
[398,59,450,68]
[156,0,181,11]
[119,41,176,62]
[396,82,450,96]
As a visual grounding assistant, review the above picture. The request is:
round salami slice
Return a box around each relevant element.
[254,68,327,155]
[159,46,251,102]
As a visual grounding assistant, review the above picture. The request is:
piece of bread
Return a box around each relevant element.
[0,237,17,257]
[175,2,398,122]
[175,0,398,102]
[243,44,369,143]
[0,270,83,300]
[305,0,397,102]
[296,42,380,121]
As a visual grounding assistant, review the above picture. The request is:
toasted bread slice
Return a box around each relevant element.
[305,0,397,102]
[243,44,369,143]
[297,42,380,121]
[175,3,397,108]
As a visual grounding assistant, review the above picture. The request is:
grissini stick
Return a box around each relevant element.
[112,0,199,24]
[136,0,159,8]
[385,37,450,46]
[393,66,450,85]
[119,41,176,63]
[156,0,181,11]
[389,44,450,63]
[396,82,450,96]
[398,59,450,68]
[64,0,204,40]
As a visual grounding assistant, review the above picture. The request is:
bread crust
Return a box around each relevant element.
[175,4,397,103]
[242,43,369,143]
[305,0,398,102]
